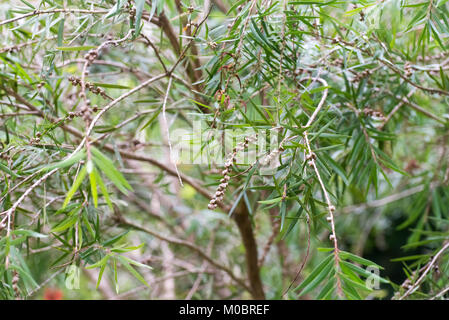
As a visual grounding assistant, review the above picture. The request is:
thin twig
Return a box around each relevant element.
[161,76,183,186]
[399,241,449,300]
[283,213,311,296]
[0,9,109,27]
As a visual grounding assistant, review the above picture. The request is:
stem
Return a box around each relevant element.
[232,202,265,299]
[0,9,108,27]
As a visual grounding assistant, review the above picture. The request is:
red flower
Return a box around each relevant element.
[43,288,63,300]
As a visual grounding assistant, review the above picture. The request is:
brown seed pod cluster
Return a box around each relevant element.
[331,36,342,44]
[0,149,10,161]
[208,136,254,210]
[52,105,99,127]
[208,41,218,49]
[79,99,94,124]
[68,111,80,119]
[12,271,20,299]
[404,62,412,78]
[28,131,41,145]
[83,49,98,65]
[0,45,19,54]
[61,107,96,124]
[363,108,386,121]
[29,137,40,145]
[359,11,365,21]
[68,76,108,99]
[352,68,373,82]
[331,58,344,68]
[305,151,317,167]
[260,147,282,167]
[185,21,199,30]
[127,7,136,21]
[125,0,136,19]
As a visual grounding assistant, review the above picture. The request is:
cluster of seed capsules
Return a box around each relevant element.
[0,44,21,54]
[362,107,386,121]
[352,68,374,82]
[208,135,257,210]
[259,146,284,167]
[12,271,20,299]
[68,76,108,99]
[126,4,136,20]
[82,48,100,72]
[404,62,413,78]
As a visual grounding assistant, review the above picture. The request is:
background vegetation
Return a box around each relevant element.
[0,0,449,300]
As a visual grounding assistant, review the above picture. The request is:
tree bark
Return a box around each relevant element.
[233,202,265,299]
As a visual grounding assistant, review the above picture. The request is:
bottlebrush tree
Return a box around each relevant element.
[0,0,448,300]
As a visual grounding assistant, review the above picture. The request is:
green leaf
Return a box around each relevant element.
[140,106,162,130]
[117,255,150,288]
[44,150,86,171]
[340,261,389,284]
[316,277,335,300]
[102,231,129,247]
[113,258,119,293]
[341,273,372,292]
[91,147,133,194]
[118,255,152,270]
[51,214,78,233]
[95,169,113,209]
[56,45,97,51]
[134,0,146,37]
[92,82,131,89]
[106,0,126,18]
[295,254,334,293]
[298,255,335,296]
[258,197,283,204]
[319,153,349,185]
[111,243,145,253]
[339,251,383,269]
[89,166,98,208]
[0,162,19,178]
[19,0,35,9]
[13,229,48,238]
[57,18,65,47]
[97,261,108,289]
[62,166,87,208]
[317,247,334,252]
[87,254,111,269]
[82,209,96,239]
